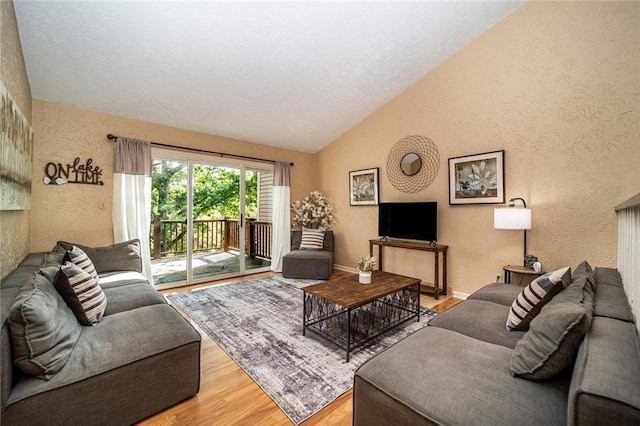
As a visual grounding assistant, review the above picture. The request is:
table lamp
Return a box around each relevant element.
[494,197,532,267]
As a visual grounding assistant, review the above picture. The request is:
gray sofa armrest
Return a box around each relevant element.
[568,316,640,425]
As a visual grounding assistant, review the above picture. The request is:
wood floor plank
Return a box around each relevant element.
[139,270,460,425]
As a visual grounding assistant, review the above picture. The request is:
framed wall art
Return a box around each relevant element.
[448,150,504,205]
[349,167,379,206]
[1,81,34,210]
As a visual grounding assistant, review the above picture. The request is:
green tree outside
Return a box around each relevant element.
[151,161,258,221]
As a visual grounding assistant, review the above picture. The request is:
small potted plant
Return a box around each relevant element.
[357,255,376,284]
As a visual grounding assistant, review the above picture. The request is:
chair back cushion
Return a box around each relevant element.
[291,230,334,252]
[299,228,325,250]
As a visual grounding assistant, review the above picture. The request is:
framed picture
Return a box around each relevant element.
[349,167,379,206]
[448,150,504,205]
[1,81,33,210]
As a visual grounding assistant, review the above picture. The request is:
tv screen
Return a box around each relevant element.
[378,202,437,242]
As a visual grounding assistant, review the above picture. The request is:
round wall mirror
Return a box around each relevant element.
[400,153,422,176]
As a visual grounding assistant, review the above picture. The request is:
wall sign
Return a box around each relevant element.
[44,157,104,185]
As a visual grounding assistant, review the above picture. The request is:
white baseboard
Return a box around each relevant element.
[333,264,356,273]
[452,290,470,300]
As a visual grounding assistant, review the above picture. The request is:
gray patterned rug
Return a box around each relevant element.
[166,275,437,424]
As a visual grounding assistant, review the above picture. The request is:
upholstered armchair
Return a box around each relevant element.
[282,230,334,280]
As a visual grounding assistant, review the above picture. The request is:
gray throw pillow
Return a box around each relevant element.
[8,273,81,380]
[57,239,142,273]
[506,266,572,331]
[37,252,65,283]
[54,261,107,326]
[509,301,592,380]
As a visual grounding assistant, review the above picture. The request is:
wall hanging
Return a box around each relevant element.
[44,157,104,185]
[349,168,379,205]
[0,80,34,210]
[386,135,439,193]
[448,150,504,205]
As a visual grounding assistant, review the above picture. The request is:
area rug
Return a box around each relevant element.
[166,275,438,424]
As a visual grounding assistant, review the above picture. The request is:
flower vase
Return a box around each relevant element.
[359,271,372,285]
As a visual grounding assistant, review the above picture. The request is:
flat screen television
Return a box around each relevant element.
[378,202,437,242]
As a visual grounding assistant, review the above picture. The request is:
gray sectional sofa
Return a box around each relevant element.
[354,262,640,425]
[1,240,201,425]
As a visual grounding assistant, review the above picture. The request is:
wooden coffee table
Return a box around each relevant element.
[302,271,421,361]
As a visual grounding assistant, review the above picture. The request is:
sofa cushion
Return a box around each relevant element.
[37,252,64,283]
[63,246,99,280]
[299,228,325,250]
[593,284,634,322]
[428,299,526,349]
[468,282,524,306]
[354,326,569,426]
[57,239,142,274]
[510,300,592,380]
[7,274,81,380]
[572,260,594,280]
[594,267,623,288]
[103,283,166,315]
[507,266,571,331]
[54,262,107,326]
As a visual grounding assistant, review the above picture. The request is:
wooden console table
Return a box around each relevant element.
[369,239,448,299]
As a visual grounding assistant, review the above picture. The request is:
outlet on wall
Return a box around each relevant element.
[496,273,502,283]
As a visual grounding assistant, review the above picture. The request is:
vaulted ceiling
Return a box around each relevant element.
[15,1,524,153]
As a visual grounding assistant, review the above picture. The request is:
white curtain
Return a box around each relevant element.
[112,137,153,282]
[270,161,291,272]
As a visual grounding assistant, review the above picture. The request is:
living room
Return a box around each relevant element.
[1,1,639,425]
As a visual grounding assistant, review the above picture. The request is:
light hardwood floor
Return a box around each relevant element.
[139,270,462,426]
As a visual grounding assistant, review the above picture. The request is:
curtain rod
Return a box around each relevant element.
[106,134,293,166]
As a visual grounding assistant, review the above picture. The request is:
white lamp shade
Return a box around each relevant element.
[494,207,531,230]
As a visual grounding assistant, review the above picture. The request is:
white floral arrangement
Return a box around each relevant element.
[291,191,335,230]
[357,255,376,272]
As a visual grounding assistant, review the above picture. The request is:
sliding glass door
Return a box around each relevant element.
[151,150,273,289]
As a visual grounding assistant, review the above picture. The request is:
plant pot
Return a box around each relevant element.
[359,271,372,285]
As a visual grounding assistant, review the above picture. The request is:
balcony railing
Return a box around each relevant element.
[150,217,272,260]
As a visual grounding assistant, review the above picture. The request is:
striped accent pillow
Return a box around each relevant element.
[506,266,571,331]
[64,245,98,281]
[299,228,326,250]
[53,262,107,326]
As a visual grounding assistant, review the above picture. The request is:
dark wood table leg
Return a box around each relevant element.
[302,292,306,336]
[346,308,351,362]
[416,283,421,322]
[442,250,447,296]
[434,251,440,300]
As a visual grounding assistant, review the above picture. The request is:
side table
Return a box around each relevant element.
[369,239,448,299]
[503,265,545,284]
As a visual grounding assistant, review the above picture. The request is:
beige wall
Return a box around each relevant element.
[30,100,316,252]
[317,1,640,296]
[0,0,32,279]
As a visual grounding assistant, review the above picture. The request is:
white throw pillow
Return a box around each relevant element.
[299,228,325,250]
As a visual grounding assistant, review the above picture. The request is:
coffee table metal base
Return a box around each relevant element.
[302,283,420,361]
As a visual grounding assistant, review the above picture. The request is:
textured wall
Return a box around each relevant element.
[0,0,32,279]
[317,1,640,295]
[30,101,315,252]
